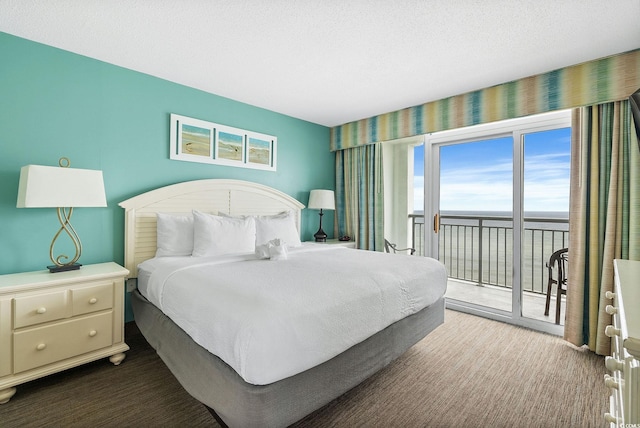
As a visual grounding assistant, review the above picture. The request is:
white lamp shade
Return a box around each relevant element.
[308,189,335,210]
[17,164,107,208]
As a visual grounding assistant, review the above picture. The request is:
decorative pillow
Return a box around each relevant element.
[268,238,288,261]
[192,210,256,257]
[255,238,289,260]
[155,212,194,257]
[255,243,271,259]
[255,211,301,247]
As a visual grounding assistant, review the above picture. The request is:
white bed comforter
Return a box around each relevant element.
[137,244,447,385]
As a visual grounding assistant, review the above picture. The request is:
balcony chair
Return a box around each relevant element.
[544,247,568,324]
[384,239,415,255]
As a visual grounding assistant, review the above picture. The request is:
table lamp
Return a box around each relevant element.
[16,158,107,273]
[308,189,335,242]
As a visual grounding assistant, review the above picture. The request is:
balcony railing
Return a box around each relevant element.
[409,213,569,294]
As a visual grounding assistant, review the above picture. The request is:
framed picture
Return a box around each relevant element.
[216,127,245,164]
[170,115,214,162]
[246,132,277,170]
[169,114,277,171]
[180,124,212,157]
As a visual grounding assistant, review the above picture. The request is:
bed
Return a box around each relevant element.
[119,179,447,427]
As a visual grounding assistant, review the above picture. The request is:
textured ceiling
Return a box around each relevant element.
[1,0,639,127]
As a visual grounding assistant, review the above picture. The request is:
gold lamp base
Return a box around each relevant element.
[48,206,83,273]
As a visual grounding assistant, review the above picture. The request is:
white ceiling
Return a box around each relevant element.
[1,0,639,127]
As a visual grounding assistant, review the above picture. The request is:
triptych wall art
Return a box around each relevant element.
[169,114,277,171]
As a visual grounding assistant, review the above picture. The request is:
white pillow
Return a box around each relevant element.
[155,212,194,257]
[255,211,301,247]
[192,210,256,257]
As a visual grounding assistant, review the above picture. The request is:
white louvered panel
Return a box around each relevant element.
[135,223,156,234]
[131,216,158,276]
[134,219,158,243]
[135,243,156,253]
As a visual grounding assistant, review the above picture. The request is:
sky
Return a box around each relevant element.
[413,127,571,213]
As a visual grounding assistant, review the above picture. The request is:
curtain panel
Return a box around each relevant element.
[335,143,384,251]
[565,101,640,355]
[331,49,640,151]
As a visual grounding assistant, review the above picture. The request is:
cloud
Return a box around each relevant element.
[413,175,424,211]
[414,151,570,212]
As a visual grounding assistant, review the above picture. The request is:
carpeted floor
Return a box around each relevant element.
[0,310,607,427]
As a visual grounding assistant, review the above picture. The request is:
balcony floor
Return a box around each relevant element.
[445,278,566,326]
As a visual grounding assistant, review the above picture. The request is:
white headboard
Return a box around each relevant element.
[118,179,305,277]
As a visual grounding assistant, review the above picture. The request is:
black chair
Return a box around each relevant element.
[384,239,415,255]
[544,248,568,324]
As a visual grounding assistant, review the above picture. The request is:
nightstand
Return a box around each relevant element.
[0,262,129,404]
[310,239,356,249]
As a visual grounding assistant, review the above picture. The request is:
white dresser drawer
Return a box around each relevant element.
[13,290,69,329]
[13,311,114,374]
[71,282,113,316]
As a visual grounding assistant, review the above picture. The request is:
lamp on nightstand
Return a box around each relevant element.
[16,158,107,273]
[308,189,335,242]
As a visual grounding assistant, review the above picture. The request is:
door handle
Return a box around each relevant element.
[433,213,440,233]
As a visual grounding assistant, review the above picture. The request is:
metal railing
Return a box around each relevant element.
[409,213,569,294]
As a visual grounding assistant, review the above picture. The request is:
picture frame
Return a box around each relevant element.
[216,126,245,164]
[246,131,277,171]
[171,116,214,161]
[169,114,277,171]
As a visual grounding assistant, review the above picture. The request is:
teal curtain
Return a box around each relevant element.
[335,143,384,251]
[565,100,640,355]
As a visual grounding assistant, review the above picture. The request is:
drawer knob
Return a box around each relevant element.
[604,413,620,424]
[605,305,618,315]
[36,307,47,314]
[89,330,97,337]
[605,325,620,337]
[604,374,619,389]
[89,298,98,304]
[36,343,46,351]
[605,356,624,372]
[605,291,616,299]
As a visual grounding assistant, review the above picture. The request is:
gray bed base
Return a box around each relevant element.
[131,290,445,427]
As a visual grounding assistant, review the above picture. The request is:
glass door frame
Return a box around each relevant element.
[423,111,570,335]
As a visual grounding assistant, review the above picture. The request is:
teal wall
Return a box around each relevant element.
[0,33,334,319]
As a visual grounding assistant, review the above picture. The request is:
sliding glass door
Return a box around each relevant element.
[424,111,570,334]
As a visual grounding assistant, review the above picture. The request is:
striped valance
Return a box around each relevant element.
[330,49,640,151]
